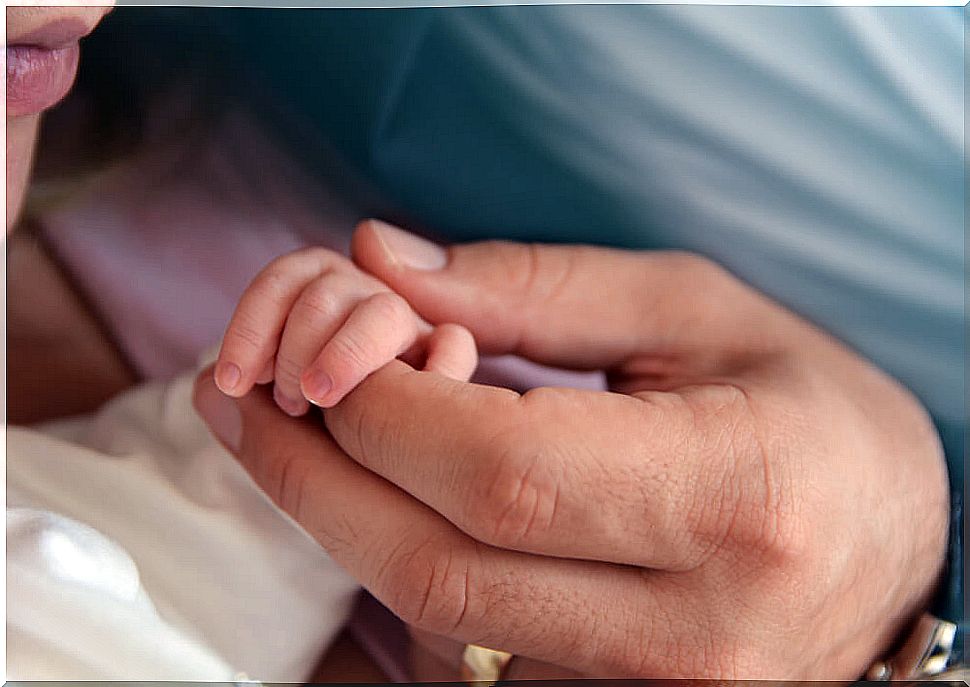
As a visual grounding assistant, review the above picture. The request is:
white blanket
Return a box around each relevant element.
[7,368,359,681]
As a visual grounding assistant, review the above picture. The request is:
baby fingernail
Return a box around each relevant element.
[273,385,307,417]
[370,220,447,271]
[215,361,242,394]
[302,369,333,405]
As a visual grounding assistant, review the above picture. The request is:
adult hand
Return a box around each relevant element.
[194,221,949,679]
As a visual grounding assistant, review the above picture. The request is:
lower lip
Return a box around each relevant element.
[6,43,80,118]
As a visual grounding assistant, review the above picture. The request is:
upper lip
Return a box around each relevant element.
[7,18,95,50]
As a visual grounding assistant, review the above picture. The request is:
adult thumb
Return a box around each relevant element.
[351,219,767,370]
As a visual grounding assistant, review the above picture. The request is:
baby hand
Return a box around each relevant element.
[214,247,476,416]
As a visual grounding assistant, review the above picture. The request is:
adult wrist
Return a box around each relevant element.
[865,430,965,682]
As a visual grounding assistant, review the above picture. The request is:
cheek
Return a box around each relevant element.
[6,114,40,233]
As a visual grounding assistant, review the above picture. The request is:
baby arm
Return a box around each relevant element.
[213,247,477,416]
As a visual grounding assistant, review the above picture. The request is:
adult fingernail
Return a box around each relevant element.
[370,219,447,270]
[214,361,241,394]
[302,369,333,406]
[194,381,242,453]
[274,385,308,417]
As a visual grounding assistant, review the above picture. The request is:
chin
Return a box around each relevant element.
[6,114,40,233]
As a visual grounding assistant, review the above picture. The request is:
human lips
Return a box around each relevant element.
[6,16,96,118]
[6,43,80,117]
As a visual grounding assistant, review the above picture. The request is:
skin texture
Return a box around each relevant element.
[196,220,949,680]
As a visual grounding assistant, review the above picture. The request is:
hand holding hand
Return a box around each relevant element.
[196,221,949,679]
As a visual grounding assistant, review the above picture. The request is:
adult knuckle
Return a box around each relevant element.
[753,504,812,571]
[679,385,771,562]
[489,240,531,275]
[628,393,706,559]
[486,241,547,302]
[475,446,560,548]
[318,513,364,565]
[695,384,808,571]
[648,252,745,339]
[522,244,573,305]
[382,539,473,634]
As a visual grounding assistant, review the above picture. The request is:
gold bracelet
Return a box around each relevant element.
[461,644,514,686]
[865,613,961,681]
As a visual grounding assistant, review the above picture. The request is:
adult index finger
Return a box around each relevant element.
[325,360,736,571]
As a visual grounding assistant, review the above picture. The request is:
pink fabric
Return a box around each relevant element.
[38,106,602,680]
